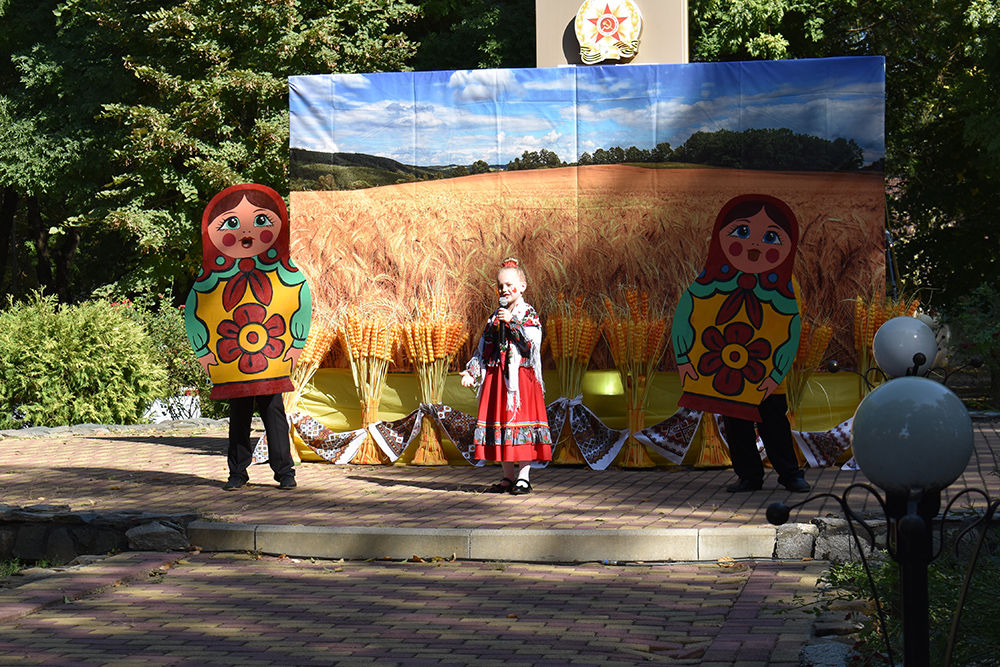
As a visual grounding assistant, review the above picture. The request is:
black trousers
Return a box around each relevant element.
[227,393,294,483]
[722,393,803,484]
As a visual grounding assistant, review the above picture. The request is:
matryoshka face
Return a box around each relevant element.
[206,196,283,259]
[720,207,792,275]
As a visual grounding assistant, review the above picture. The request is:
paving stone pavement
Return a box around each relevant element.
[0,551,825,666]
[0,424,997,529]
[0,422,997,665]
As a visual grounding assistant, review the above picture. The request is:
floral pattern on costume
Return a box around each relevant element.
[216,303,287,375]
[697,321,771,397]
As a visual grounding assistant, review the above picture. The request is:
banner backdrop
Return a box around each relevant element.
[285,57,885,466]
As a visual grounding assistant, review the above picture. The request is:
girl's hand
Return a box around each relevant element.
[497,307,513,323]
[460,370,476,388]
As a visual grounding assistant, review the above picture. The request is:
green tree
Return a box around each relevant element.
[539,148,561,166]
[410,0,534,70]
[625,146,650,163]
[470,159,491,174]
[886,3,1000,309]
[96,0,419,297]
[1,0,420,303]
[0,0,138,301]
[943,282,1000,406]
[691,0,832,62]
[651,141,673,162]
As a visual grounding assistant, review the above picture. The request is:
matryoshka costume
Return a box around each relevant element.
[185,183,311,490]
[671,194,808,492]
[464,300,552,464]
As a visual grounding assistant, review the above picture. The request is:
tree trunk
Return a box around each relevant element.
[0,186,18,293]
[53,227,81,302]
[991,366,1000,410]
[28,196,54,293]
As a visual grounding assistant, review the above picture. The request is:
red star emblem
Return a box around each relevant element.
[588,4,630,42]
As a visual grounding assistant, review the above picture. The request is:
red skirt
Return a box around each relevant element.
[474,364,552,462]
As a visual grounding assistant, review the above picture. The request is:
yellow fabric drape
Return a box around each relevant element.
[293,369,861,465]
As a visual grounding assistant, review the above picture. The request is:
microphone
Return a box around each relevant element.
[497,296,508,349]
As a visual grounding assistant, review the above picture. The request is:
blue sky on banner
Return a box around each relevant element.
[289,56,884,168]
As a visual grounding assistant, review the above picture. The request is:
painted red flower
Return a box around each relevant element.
[216,303,286,375]
[697,322,771,396]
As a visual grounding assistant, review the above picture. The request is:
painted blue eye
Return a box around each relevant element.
[729,224,750,239]
[219,216,240,231]
[254,214,273,227]
[763,230,782,244]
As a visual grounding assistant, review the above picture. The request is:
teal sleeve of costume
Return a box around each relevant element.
[289,278,312,348]
[673,277,730,365]
[184,288,210,358]
[770,312,801,383]
[671,288,695,365]
[760,282,801,383]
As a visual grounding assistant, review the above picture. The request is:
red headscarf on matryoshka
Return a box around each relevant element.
[696,194,799,300]
[198,183,292,277]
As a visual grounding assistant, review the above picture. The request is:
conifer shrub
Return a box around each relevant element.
[121,297,228,420]
[0,293,166,428]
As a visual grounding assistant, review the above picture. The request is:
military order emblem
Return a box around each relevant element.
[575,0,643,64]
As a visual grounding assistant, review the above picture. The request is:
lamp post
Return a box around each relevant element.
[770,316,978,667]
[850,376,973,667]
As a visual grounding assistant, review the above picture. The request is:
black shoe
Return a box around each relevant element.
[277,475,297,490]
[222,477,246,491]
[782,478,811,493]
[509,479,532,495]
[726,479,763,493]
[485,478,514,494]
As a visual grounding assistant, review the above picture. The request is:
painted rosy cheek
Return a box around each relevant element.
[728,241,743,257]
[260,230,274,244]
[766,248,781,263]
[222,233,237,247]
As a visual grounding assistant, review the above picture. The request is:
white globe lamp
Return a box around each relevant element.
[872,316,938,378]
[851,376,973,495]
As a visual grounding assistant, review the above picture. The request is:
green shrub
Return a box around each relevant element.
[943,282,1000,407]
[120,296,229,420]
[824,527,1000,666]
[0,292,166,428]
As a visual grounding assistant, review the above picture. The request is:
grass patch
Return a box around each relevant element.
[822,522,1000,666]
[0,558,56,577]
